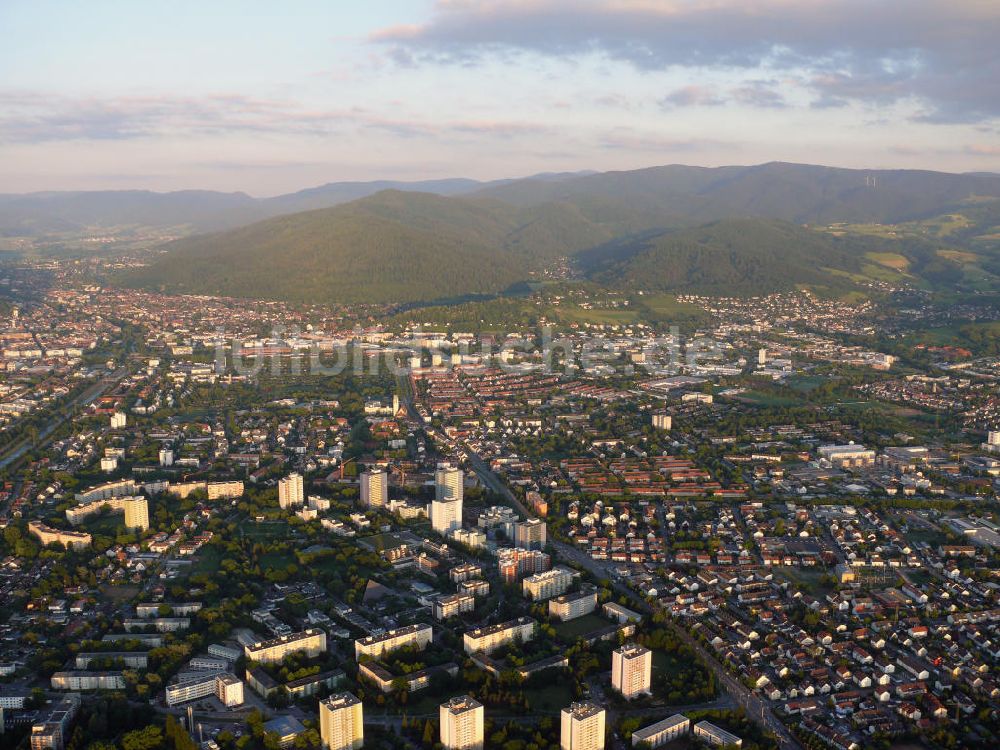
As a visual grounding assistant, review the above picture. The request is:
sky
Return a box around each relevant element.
[1,0,998,194]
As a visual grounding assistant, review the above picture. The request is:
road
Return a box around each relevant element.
[399,378,800,749]
[459,442,802,750]
[0,366,131,470]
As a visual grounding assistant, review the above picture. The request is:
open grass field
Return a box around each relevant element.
[866,251,910,270]
[773,567,834,596]
[238,519,290,541]
[737,391,803,408]
[521,681,575,713]
[553,613,610,641]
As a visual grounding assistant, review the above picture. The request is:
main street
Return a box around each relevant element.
[456,438,803,750]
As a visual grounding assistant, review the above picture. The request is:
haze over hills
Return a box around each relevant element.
[101,161,1000,303]
[10,162,1000,238]
[0,174,586,237]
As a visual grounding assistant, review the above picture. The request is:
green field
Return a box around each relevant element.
[521,681,575,713]
[553,613,610,641]
[239,520,290,541]
[773,567,834,596]
[737,391,803,408]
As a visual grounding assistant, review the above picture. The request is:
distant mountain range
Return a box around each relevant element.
[27,161,1000,303]
[0,174,590,236]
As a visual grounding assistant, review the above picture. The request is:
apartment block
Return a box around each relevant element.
[631,715,689,747]
[319,692,364,750]
[440,695,485,750]
[549,590,598,621]
[611,644,652,698]
[245,629,327,664]
[522,566,575,601]
[463,617,536,655]
[278,473,304,508]
[354,624,432,660]
[560,702,605,750]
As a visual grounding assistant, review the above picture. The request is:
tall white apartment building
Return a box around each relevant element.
[514,518,547,550]
[522,567,574,601]
[360,470,388,508]
[319,692,364,750]
[159,448,174,467]
[110,412,127,429]
[560,702,606,750]
[432,464,463,533]
[123,496,149,531]
[982,430,1000,454]
[440,695,484,750]
[611,644,652,698]
[279,473,305,509]
[549,590,598,621]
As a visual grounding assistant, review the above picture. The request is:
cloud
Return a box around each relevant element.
[372,0,1000,123]
[965,144,1000,156]
[0,91,551,144]
[597,130,733,153]
[731,80,787,109]
[659,85,724,109]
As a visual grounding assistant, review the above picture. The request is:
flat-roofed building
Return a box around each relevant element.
[433,593,475,620]
[124,617,190,633]
[611,644,652,698]
[359,662,458,694]
[360,470,388,508]
[817,444,875,468]
[523,567,574,601]
[631,714,689,747]
[28,521,91,550]
[549,590,598,621]
[165,672,244,707]
[206,481,244,500]
[440,695,484,750]
[693,721,742,748]
[279,473,304,508]
[50,672,125,691]
[319,692,364,750]
[74,652,148,669]
[514,518,547,550]
[458,579,490,598]
[135,602,202,618]
[602,602,643,624]
[432,464,464,534]
[450,563,482,583]
[354,624,432,660]
[463,617,536,655]
[123,496,149,531]
[208,643,242,662]
[560,702,605,750]
[30,693,80,750]
[245,629,327,664]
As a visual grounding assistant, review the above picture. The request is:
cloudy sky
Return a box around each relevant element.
[1,0,998,194]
